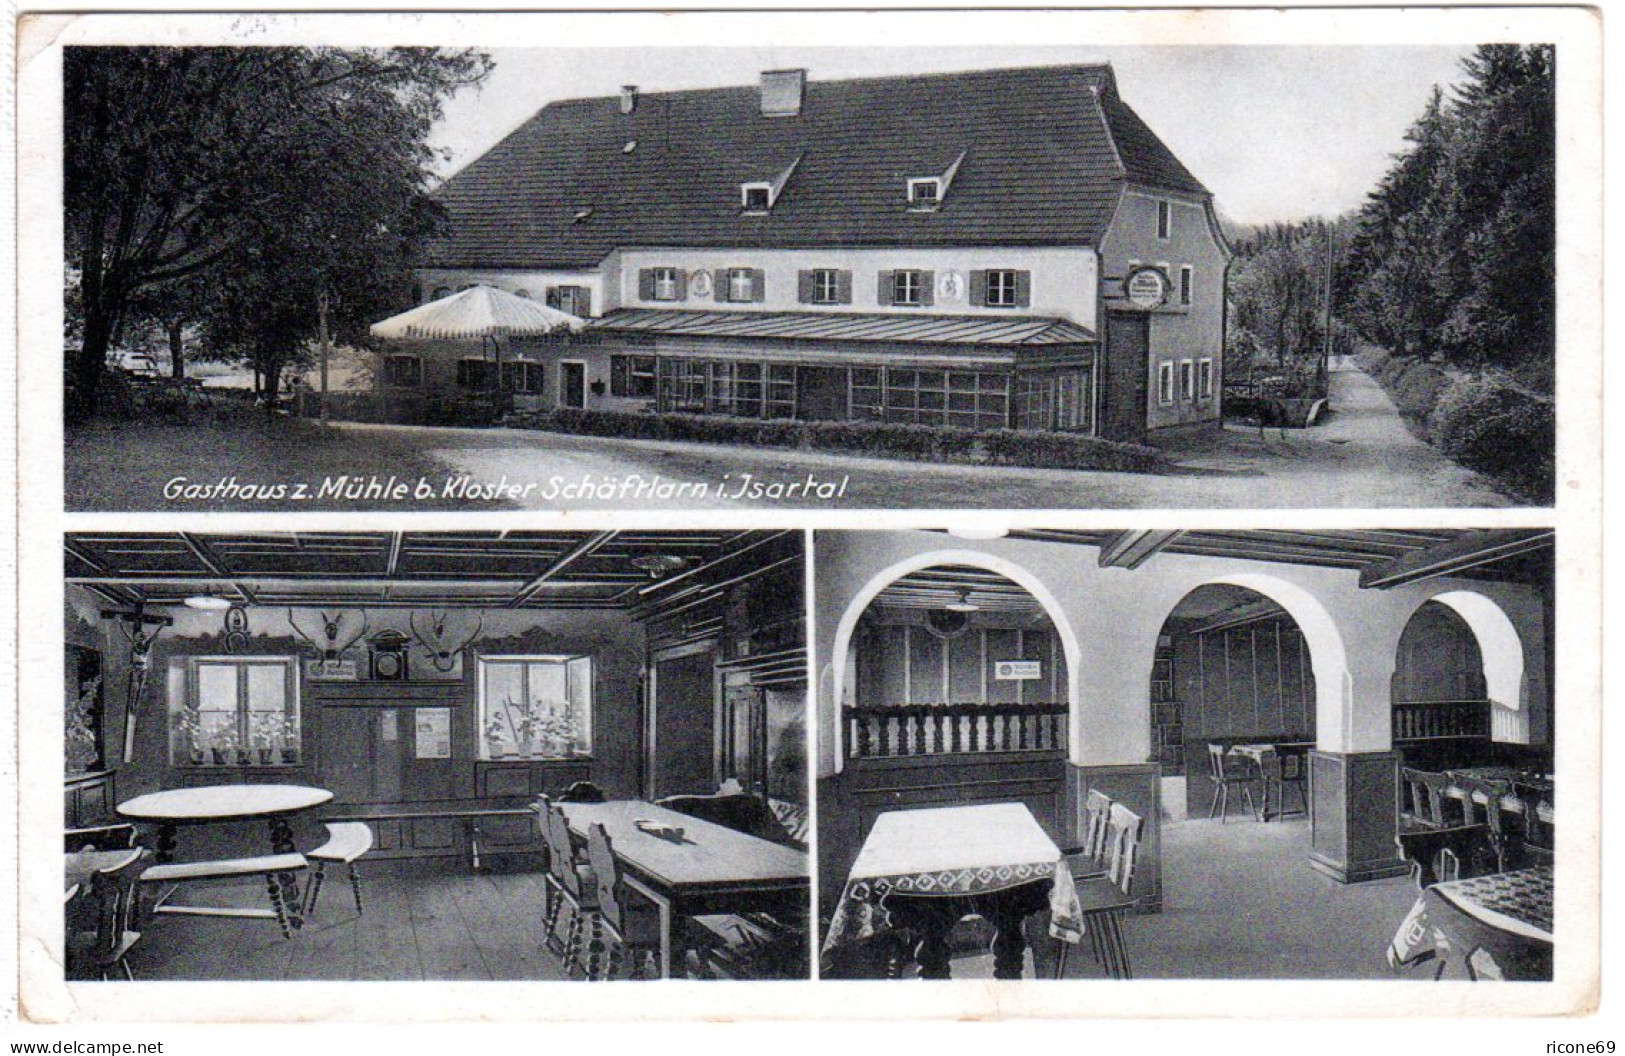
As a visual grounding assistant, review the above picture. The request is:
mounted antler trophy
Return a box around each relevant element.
[287,608,368,678]
[102,607,173,764]
[410,610,483,674]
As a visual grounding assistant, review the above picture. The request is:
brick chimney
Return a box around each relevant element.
[759,69,807,117]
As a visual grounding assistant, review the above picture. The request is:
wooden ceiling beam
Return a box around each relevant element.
[1097,529,1185,570]
[1358,529,1555,589]
[507,531,619,607]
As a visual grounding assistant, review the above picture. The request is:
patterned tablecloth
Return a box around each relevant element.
[1389,865,1553,975]
[822,803,1086,954]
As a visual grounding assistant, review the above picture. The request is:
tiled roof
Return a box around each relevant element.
[591,308,1096,346]
[426,64,1212,270]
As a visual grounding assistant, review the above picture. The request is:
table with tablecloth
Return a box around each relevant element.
[1388,865,1552,980]
[822,802,1085,979]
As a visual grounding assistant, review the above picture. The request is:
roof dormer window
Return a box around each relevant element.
[905,151,966,212]
[741,183,773,213]
[907,178,941,211]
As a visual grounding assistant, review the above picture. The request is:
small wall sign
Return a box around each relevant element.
[306,659,358,681]
[938,271,965,303]
[995,660,1042,681]
[689,269,714,300]
[1123,266,1170,308]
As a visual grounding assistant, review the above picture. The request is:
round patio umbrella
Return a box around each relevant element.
[369,284,586,340]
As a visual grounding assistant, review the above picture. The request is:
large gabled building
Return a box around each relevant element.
[410,63,1229,441]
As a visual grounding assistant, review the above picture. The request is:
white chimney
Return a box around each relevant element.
[620,85,638,115]
[760,69,807,117]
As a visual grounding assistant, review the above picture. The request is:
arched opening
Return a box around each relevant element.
[843,564,1070,765]
[828,549,1081,769]
[1153,583,1321,826]
[1392,591,1535,771]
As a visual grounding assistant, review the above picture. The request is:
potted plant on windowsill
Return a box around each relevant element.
[171,707,204,766]
[209,727,241,767]
[65,675,103,774]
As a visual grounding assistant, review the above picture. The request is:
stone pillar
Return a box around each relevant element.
[1307,749,1409,883]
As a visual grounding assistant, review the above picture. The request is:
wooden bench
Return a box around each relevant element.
[141,853,308,937]
[322,808,537,871]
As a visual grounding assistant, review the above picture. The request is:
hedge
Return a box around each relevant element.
[506,408,1167,474]
[1427,374,1555,504]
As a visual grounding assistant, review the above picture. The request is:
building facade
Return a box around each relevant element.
[409,64,1229,441]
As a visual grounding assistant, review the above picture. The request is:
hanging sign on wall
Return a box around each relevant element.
[995,660,1042,681]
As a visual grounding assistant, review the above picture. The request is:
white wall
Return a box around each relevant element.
[617,246,1100,330]
[812,531,1549,776]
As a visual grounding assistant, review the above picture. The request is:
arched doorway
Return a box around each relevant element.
[1392,591,1534,770]
[1152,583,1320,824]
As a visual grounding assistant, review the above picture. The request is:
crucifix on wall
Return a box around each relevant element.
[102,607,173,764]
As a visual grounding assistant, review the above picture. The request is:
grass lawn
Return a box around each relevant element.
[65,413,518,511]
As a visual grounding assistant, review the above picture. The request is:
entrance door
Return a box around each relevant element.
[795,366,848,420]
[1102,312,1150,442]
[647,647,717,799]
[560,361,586,409]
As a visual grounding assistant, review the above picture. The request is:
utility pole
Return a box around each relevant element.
[317,287,332,423]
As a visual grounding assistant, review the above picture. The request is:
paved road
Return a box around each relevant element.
[334,360,1511,510]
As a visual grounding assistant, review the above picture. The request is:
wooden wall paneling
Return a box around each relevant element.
[985,629,1020,704]
[877,626,907,706]
[947,631,981,702]
[910,630,944,703]
[1256,622,1283,738]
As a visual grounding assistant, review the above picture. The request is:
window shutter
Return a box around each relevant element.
[545,287,561,310]
[577,288,592,316]
[611,356,628,397]
[919,271,935,307]
[836,270,853,304]
[877,271,894,307]
[797,270,814,304]
[714,269,730,302]
[638,269,655,301]
[749,268,766,303]
[1014,271,1031,308]
[675,270,688,300]
[969,270,988,307]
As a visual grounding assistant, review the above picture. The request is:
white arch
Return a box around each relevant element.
[827,549,1083,771]
[1415,590,1528,743]
[1199,573,1352,748]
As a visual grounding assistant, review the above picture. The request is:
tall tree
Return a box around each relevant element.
[63,46,492,420]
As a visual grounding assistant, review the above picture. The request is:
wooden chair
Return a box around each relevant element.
[1400,768,1463,829]
[1056,803,1143,980]
[537,801,598,975]
[1206,744,1258,823]
[1396,825,1499,890]
[66,847,149,980]
[583,822,662,980]
[558,781,607,804]
[303,822,374,917]
[1055,789,1113,884]
[657,792,799,847]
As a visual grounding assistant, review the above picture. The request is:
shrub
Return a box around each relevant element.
[511,408,1166,474]
[1427,374,1555,504]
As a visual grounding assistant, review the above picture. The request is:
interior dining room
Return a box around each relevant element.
[60,529,810,982]
[813,527,1555,983]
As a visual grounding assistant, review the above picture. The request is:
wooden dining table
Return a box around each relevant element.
[117,784,333,919]
[558,799,809,979]
[1228,742,1314,821]
[822,802,1085,979]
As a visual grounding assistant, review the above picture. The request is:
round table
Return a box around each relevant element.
[118,784,333,916]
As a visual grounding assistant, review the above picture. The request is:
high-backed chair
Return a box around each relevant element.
[66,847,149,981]
[1396,825,1499,889]
[1206,744,1258,823]
[538,801,598,975]
[303,822,374,917]
[1056,803,1143,980]
[558,781,607,804]
[1401,768,1463,829]
[583,822,661,980]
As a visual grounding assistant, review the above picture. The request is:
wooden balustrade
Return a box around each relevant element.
[845,703,1069,759]
[1392,699,1492,741]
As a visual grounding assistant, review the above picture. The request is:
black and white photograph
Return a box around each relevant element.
[9,3,1608,1041]
[60,529,810,982]
[56,36,1558,511]
[813,528,1555,981]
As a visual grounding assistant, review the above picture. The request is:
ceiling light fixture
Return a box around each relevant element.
[947,527,1009,540]
[631,554,688,578]
[182,595,232,611]
[943,588,980,613]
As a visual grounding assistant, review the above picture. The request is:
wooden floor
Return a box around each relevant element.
[124,857,573,981]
